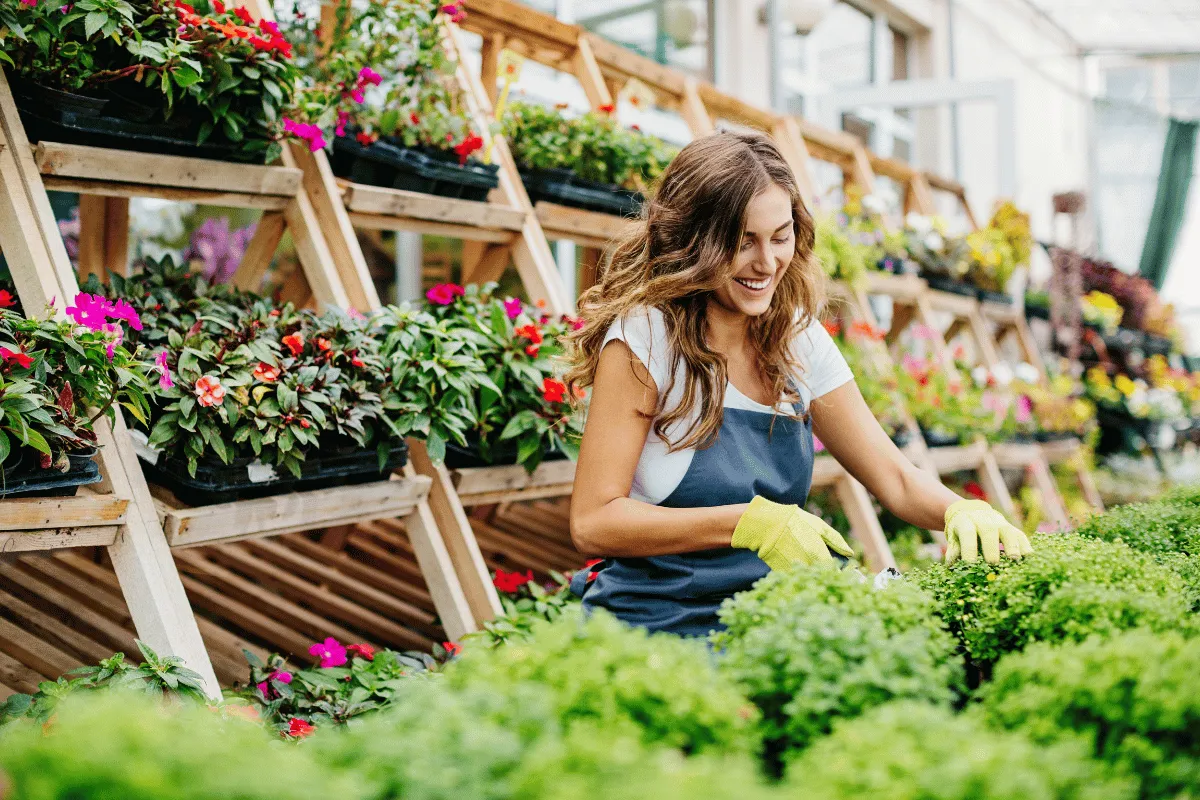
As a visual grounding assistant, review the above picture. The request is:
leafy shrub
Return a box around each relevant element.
[1164,484,1200,506]
[913,533,1193,666]
[446,609,758,757]
[979,630,1200,800]
[785,701,1136,800]
[468,568,582,647]
[0,692,358,799]
[713,566,962,761]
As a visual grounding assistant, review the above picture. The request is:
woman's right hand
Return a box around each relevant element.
[732,496,855,570]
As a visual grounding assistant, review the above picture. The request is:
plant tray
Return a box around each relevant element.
[1035,430,1078,443]
[889,427,913,449]
[12,83,264,163]
[331,136,499,201]
[976,288,1014,305]
[443,441,568,470]
[923,275,977,298]
[1024,302,1050,321]
[519,166,643,217]
[140,442,408,506]
[921,428,962,448]
[0,456,101,499]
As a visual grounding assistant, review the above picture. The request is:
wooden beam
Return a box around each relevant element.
[460,242,512,285]
[681,77,716,137]
[232,210,286,294]
[343,183,527,230]
[835,476,897,572]
[573,36,614,110]
[480,32,505,106]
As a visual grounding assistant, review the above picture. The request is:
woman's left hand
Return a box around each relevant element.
[943,499,1034,565]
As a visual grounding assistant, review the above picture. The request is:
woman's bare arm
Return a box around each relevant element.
[812,381,961,531]
[569,340,746,557]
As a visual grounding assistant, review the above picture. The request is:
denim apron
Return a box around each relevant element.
[571,403,815,638]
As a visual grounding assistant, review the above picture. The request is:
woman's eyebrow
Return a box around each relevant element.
[744,222,793,237]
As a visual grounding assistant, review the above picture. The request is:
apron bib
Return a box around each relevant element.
[573,405,815,638]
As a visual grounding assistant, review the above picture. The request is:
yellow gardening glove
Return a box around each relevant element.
[943,498,1035,565]
[732,496,855,571]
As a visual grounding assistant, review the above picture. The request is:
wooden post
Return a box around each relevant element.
[233,210,286,293]
[573,36,614,110]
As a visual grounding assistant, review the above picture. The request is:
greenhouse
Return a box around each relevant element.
[0,0,1198,797]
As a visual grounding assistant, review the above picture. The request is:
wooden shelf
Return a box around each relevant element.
[926,288,981,317]
[34,142,303,209]
[979,299,1022,324]
[927,440,989,474]
[451,459,576,506]
[0,493,129,553]
[535,201,635,248]
[811,454,846,487]
[989,441,1046,466]
[340,180,527,241]
[1039,437,1084,463]
[863,271,926,300]
[154,475,433,548]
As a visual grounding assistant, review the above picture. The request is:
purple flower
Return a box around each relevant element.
[503,296,523,320]
[185,217,257,284]
[154,350,174,390]
[308,637,347,668]
[66,292,111,331]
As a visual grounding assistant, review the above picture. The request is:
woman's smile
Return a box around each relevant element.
[734,275,773,292]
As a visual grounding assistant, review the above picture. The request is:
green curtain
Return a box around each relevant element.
[1138,118,1199,290]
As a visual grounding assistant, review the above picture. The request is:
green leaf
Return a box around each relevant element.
[83,10,107,37]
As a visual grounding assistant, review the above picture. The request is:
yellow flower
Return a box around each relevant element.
[1115,374,1137,397]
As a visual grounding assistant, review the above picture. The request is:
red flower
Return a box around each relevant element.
[269,309,281,318]
[0,291,14,309]
[514,324,543,357]
[347,643,375,661]
[453,134,484,165]
[493,569,534,593]
[351,355,365,368]
[822,320,841,337]
[584,558,604,582]
[0,347,34,369]
[253,362,281,382]
[315,337,332,352]
[282,332,304,356]
[409,113,420,125]
[542,378,567,404]
[598,103,616,114]
[211,0,224,12]
[442,641,462,657]
[848,321,884,340]
[356,130,379,146]
[233,5,253,23]
[425,283,465,306]
[286,718,315,739]
[964,481,987,501]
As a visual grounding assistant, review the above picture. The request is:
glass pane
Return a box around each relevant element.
[1104,66,1154,105]
[811,1,873,89]
[578,0,712,81]
[1168,58,1200,117]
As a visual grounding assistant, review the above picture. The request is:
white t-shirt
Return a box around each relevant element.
[602,306,854,505]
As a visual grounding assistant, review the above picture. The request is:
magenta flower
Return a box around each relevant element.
[65,292,110,331]
[154,351,174,390]
[259,18,279,35]
[256,669,293,699]
[1016,394,1033,423]
[426,283,465,305]
[358,66,382,87]
[108,298,143,331]
[503,297,523,320]
[283,118,327,152]
[350,87,365,104]
[101,322,123,360]
[19,0,37,7]
[335,110,350,137]
[308,637,347,668]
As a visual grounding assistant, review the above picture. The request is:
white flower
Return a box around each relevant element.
[1014,363,1040,384]
[924,232,945,252]
[971,365,989,387]
[905,213,933,235]
[862,193,887,215]
[992,363,1014,387]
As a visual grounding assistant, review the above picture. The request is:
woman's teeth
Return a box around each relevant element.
[735,277,771,291]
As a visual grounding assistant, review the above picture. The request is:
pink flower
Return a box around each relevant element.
[253,362,281,382]
[357,66,382,87]
[1016,394,1033,423]
[911,324,937,341]
[503,297,523,320]
[440,3,465,23]
[65,292,110,331]
[308,637,347,668]
[194,375,226,407]
[425,283,464,305]
[154,351,174,390]
[813,435,825,453]
[335,110,350,138]
[283,118,327,152]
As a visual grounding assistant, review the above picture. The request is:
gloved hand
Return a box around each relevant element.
[732,496,855,570]
[943,498,1034,565]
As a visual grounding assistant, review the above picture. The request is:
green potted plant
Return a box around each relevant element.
[281,0,496,198]
[502,100,677,217]
[3,0,303,162]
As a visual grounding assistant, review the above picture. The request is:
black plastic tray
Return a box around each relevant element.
[0,456,101,499]
[519,166,643,217]
[976,288,1013,305]
[889,427,913,449]
[923,275,977,298]
[1024,302,1050,320]
[140,441,409,506]
[331,136,499,201]
[921,427,962,448]
[443,440,567,470]
[1035,430,1078,442]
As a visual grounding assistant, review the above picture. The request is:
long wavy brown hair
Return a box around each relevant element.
[564,131,825,452]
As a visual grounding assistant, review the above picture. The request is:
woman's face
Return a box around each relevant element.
[712,184,795,318]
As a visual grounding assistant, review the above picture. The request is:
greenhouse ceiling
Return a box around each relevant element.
[1023,0,1200,54]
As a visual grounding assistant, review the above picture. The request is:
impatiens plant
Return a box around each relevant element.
[467,567,583,647]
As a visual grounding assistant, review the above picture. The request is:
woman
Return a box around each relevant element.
[565,131,1031,638]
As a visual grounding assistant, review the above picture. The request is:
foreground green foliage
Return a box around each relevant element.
[714,566,962,761]
[785,701,1136,800]
[980,630,1200,800]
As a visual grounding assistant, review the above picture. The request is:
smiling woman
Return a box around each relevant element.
[562,131,1031,638]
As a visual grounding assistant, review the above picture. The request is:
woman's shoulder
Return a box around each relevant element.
[603,305,669,348]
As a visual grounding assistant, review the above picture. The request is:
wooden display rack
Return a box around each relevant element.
[0,62,488,694]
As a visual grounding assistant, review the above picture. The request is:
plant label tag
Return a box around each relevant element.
[128,429,161,466]
[497,49,525,83]
[619,78,656,110]
[247,460,278,484]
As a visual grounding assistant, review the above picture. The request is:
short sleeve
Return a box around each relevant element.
[791,318,854,404]
[601,307,674,394]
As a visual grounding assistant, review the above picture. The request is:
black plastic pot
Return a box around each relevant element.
[1024,302,1050,321]
[10,74,265,163]
[889,427,913,449]
[1009,431,1037,444]
[923,274,978,298]
[443,440,567,470]
[140,441,409,506]
[0,453,102,498]
[920,427,962,448]
[519,166,643,217]
[1034,430,1077,442]
[331,136,500,200]
[976,288,1014,305]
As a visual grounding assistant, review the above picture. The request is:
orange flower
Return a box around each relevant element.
[515,324,543,357]
[315,337,332,352]
[282,332,304,356]
[194,375,226,408]
[253,362,280,382]
[848,321,884,341]
[823,320,841,337]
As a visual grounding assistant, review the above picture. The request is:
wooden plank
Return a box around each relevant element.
[343,182,527,231]
[0,561,138,654]
[535,201,634,247]
[77,194,109,284]
[0,615,77,679]
[926,288,979,318]
[681,77,716,137]
[573,36,614,110]
[0,649,43,695]
[452,458,577,499]
[178,572,315,659]
[280,159,354,311]
[774,117,817,207]
[283,535,434,608]
[39,177,292,210]
[810,454,846,487]
[460,242,512,285]
[159,476,431,547]
[978,449,1018,520]
[480,32,504,106]
[834,476,896,572]
[0,526,120,553]
[928,440,988,474]
[0,495,128,531]
[34,142,302,197]
[232,210,286,294]
[0,585,117,664]
[585,32,687,99]
[863,270,927,300]
[349,212,517,243]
